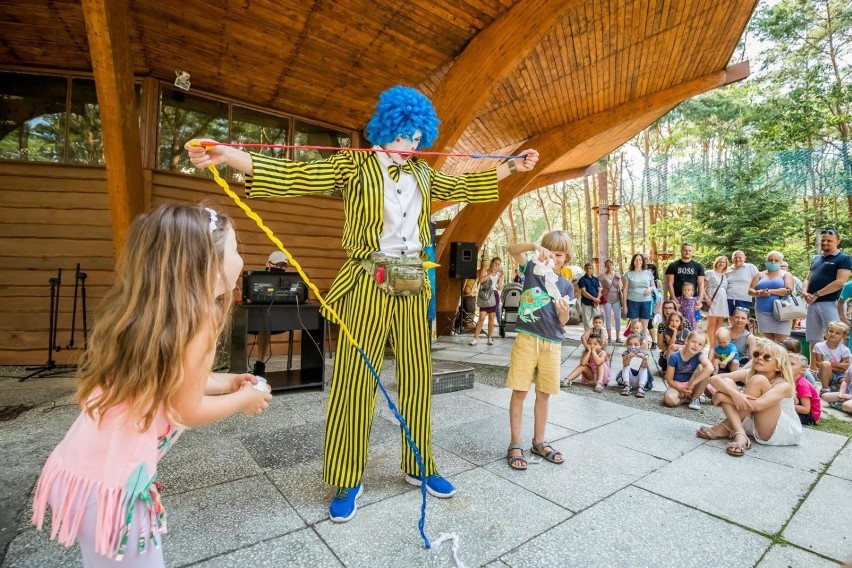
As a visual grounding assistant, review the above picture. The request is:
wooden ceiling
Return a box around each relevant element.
[1,0,755,180]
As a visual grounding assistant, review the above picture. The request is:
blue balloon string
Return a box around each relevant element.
[355,346,431,548]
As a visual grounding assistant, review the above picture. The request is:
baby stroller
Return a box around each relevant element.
[499,282,524,338]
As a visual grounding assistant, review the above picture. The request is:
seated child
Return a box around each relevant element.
[620,334,649,398]
[821,368,852,414]
[812,321,851,394]
[659,312,689,372]
[712,328,740,374]
[581,314,608,350]
[678,282,698,332]
[562,332,610,392]
[790,353,821,425]
[664,330,713,410]
[781,338,817,387]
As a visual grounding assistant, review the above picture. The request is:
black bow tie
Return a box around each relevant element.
[388,162,413,182]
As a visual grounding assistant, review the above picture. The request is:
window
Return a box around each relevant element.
[67,79,104,165]
[157,88,228,175]
[294,120,350,162]
[0,72,68,162]
[229,106,290,182]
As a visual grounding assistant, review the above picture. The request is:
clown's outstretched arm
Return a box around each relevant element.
[496,148,539,181]
[185,139,254,175]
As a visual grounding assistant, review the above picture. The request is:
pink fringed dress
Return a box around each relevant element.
[32,397,183,560]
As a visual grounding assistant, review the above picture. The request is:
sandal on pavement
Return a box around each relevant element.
[531,440,564,464]
[594,382,604,393]
[725,431,751,457]
[507,443,528,470]
[560,377,573,388]
[696,421,731,441]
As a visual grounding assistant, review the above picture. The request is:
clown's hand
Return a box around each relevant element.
[184,139,228,170]
[514,149,540,172]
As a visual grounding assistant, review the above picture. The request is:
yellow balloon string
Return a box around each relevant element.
[204,163,358,347]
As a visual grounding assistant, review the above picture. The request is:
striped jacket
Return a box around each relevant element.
[245,150,499,311]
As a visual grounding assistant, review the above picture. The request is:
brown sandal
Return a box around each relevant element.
[531,440,564,464]
[696,421,731,440]
[507,444,528,470]
[725,431,751,457]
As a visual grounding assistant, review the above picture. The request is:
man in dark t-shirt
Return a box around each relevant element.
[577,263,602,330]
[804,229,852,347]
[665,243,705,309]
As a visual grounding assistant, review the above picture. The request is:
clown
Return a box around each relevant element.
[186,85,539,523]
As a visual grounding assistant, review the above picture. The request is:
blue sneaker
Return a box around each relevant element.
[405,473,456,498]
[328,484,363,523]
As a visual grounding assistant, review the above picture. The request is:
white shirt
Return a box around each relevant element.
[726,263,759,301]
[375,147,422,257]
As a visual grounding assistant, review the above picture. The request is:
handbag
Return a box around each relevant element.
[477,278,497,309]
[773,295,807,321]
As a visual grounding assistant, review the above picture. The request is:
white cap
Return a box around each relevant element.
[268,251,288,265]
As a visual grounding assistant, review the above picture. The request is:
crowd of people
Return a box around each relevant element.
[475,235,852,468]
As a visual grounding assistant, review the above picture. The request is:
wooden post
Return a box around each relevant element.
[81,0,145,258]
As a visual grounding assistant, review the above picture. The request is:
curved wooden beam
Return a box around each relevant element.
[434,62,751,330]
[428,0,582,171]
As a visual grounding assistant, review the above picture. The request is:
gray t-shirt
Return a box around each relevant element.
[726,263,758,302]
[515,261,574,343]
[624,269,655,302]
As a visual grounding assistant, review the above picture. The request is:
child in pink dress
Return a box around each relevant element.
[31,204,272,566]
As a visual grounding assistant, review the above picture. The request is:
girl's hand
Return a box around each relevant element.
[229,373,257,393]
[732,391,754,412]
[238,381,272,416]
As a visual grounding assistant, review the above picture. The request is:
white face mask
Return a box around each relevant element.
[383,129,422,164]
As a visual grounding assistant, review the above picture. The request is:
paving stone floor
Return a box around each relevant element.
[1,326,850,567]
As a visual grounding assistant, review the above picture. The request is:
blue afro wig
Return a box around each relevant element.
[365,86,440,149]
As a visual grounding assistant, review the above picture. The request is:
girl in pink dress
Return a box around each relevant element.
[32,204,272,566]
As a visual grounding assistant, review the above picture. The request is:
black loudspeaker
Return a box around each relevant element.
[449,242,478,279]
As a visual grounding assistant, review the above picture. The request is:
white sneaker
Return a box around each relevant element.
[688,398,701,410]
[487,338,494,345]
[469,338,478,346]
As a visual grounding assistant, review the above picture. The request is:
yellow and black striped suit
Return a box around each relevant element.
[246,150,498,488]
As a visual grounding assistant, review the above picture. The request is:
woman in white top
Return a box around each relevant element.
[598,259,623,343]
[704,255,730,350]
[699,340,801,456]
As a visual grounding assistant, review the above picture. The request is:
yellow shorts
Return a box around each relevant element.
[505,332,562,395]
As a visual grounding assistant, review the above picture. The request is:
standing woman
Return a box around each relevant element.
[622,253,655,337]
[471,257,503,345]
[704,256,730,350]
[749,250,795,343]
[598,259,624,344]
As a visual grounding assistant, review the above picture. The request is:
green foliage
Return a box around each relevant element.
[692,149,795,262]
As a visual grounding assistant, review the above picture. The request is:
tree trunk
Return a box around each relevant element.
[584,176,593,263]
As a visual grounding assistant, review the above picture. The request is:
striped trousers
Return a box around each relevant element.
[323,270,436,488]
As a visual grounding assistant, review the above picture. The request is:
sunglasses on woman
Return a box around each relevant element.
[751,351,775,362]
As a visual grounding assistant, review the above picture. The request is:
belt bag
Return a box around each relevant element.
[773,295,807,321]
[361,255,425,297]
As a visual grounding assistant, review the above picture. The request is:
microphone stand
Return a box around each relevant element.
[21,268,75,381]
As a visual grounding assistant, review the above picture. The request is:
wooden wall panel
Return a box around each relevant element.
[0,163,347,365]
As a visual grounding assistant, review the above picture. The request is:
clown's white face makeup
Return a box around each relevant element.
[384,129,422,164]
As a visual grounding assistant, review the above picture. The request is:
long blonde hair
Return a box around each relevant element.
[76,203,234,430]
[747,340,795,392]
